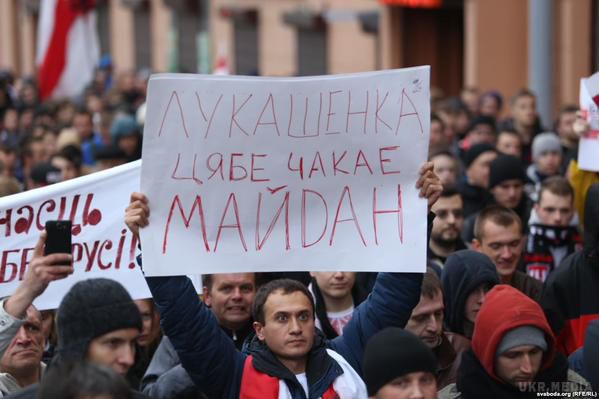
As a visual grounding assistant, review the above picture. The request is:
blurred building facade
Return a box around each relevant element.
[0,0,597,113]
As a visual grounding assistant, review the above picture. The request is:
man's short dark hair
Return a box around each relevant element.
[439,185,461,200]
[538,176,574,204]
[253,279,314,325]
[202,272,257,292]
[474,205,522,241]
[511,88,536,106]
[497,128,521,140]
[421,269,443,300]
[553,105,579,131]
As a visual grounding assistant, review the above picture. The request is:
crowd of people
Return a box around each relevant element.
[1,65,599,399]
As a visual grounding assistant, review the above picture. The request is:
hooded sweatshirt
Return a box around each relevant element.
[542,183,599,355]
[439,285,590,399]
[441,250,500,338]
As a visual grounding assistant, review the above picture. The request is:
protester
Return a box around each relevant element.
[0,306,45,396]
[526,133,563,201]
[127,299,161,389]
[499,89,543,162]
[429,151,459,188]
[441,250,500,339]
[439,285,591,399]
[0,232,73,397]
[478,91,503,120]
[456,143,496,217]
[6,278,146,398]
[363,328,438,399]
[554,105,579,172]
[125,162,442,399]
[37,361,132,399]
[462,154,530,243]
[472,205,543,302]
[542,183,599,356]
[405,270,470,389]
[309,272,369,339]
[458,115,496,157]
[141,273,257,398]
[496,129,523,158]
[428,187,466,268]
[523,177,581,282]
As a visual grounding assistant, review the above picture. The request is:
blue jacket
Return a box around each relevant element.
[145,271,422,399]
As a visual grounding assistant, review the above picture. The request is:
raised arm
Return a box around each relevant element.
[126,193,246,398]
[329,162,441,374]
[1,231,73,357]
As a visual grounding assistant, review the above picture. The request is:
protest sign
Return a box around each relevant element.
[579,71,599,172]
[140,67,430,276]
[0,161,151,310]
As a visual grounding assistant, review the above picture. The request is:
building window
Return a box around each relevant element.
[96,0,110,56]
[233,10,259,75]
[133,0,152,70]
[297,24,327,76]
[176,0,201,73]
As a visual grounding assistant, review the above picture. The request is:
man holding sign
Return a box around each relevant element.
[125,160,441,398]
[130,68,439,398]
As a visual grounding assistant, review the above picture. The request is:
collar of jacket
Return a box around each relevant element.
[456,349,569,399]
[435,333,457,373]
[247,329,343,398]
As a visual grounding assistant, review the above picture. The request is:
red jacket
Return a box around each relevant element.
[472,285,557,382]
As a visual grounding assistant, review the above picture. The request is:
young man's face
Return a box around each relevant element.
[535,191,574,227]
[375,372,438,399]
[473,221,523,280]
[431,195,464,246]
[87,328,139,376]
[309,272,356,303]
[491,179,524,209]
[536,151,562,176]
[405,290,445,349]
[467,151,497,188]
[429,120,445,148]
[557,111,578,143]
[463,283,492,324]
[0,306,44,376]
[254,290,315,370]
[431,154,457,188]
[496,133,522,158]
[512,96,537,128]
[495,344,543,389]
[204,273,256,331]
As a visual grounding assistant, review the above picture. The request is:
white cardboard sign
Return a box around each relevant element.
[140,68,430,275]
[579,72,599,172]
[0,161,151,310]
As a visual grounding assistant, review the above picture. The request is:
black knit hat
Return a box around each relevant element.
[363,328,437,396]
[463,143,496,168]
[54,278,142,363]
[489,154,526,188]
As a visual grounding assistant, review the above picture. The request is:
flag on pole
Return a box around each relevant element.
[37,0,100,100]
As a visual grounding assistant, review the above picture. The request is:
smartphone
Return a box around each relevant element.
[44,220,72,256]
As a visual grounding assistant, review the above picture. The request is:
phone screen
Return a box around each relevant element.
[44,220,72,255]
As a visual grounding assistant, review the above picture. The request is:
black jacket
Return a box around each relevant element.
[441,250,500,338]
[542,183,599,355]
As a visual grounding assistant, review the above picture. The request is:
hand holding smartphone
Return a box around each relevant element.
[44,220,72,256]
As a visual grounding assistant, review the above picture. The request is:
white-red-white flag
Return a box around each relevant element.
[37,0,100,100]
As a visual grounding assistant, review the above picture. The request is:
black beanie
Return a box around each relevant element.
[489,154,526,188]
[55,278,142,363]
[463,143,496,168]
[363,328,437,396]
